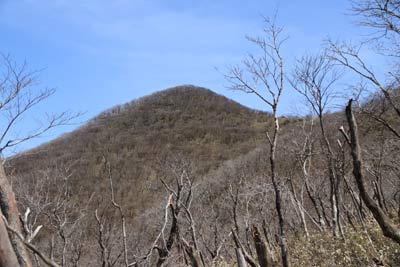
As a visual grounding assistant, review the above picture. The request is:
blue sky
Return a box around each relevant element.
[0,0,384,153]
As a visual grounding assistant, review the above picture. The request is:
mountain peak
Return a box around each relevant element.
[95,85,255,121]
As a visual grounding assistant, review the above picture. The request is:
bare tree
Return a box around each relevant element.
[327,41,400,117]
[291,118,327,232]
[11,163,89,267]
[225,17,290,267]
[325,2,400,245]
[0,162,32,266]
[0,55,80,267]
[0,55,79,154]
[328,0,400,135]
[350,0,400,56]
[0,189,20,267]
[291,52,344,237]
[343,99,400,244]
[92,158,133,267]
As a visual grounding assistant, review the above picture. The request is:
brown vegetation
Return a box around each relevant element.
[1,1,400,266]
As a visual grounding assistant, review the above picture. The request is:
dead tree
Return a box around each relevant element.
[0,163,31,267]
[251,225,273,267]
[130,158,206,267]
[344,99,400,244]
[226,17,290,267]
[231,230,258,267]
[287,174,309,238]
[45,178,87,267]
[93,158,131,267]
[235,248,248,267]
[328,40,400,120]
[328,2,400,139]
[291,52,344,238]
[181,238,203,267]
[328,0,400,137]
[4,208,61,267]
[293,118,326,232]
[231,224,274,267]
[0,205,20,267]
[158,163,204,267]
[11,164,88,267]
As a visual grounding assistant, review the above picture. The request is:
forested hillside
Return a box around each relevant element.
[0,1,400,267]
[8,85,272,216]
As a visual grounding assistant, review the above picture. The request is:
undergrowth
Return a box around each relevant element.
[290,221,400,267]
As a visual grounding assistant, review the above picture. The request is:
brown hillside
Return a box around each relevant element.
[8,85,271,215]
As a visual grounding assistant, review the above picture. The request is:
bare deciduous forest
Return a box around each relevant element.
[1,1,400,266]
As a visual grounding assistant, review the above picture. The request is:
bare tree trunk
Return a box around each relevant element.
[318,197,331,228]
[288,177,309,238]
[336,140,346,238]
[318,115,340,238]
[291,52,342,238]
[270,113,290,267]
[303,178,325,231]
[0,164,32,267]
[232,230,258,267]
[182,238,204,267]
[0,209,20,267]
[235,248,248,267]
[225,17,289,267]
[345,99,400,244]
[252,225,273,267]
[156,204,179,267]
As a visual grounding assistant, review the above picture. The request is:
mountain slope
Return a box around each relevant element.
[8,85,271,215]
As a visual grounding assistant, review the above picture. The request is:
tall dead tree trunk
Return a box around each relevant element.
[270,111,290,267]
[0,209,20,267]
[319,115,340,238]
[0,163,32,267]
[345,99,400,244]
[226,17,290,267]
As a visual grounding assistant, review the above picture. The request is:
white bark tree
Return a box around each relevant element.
[225,17,290,267]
